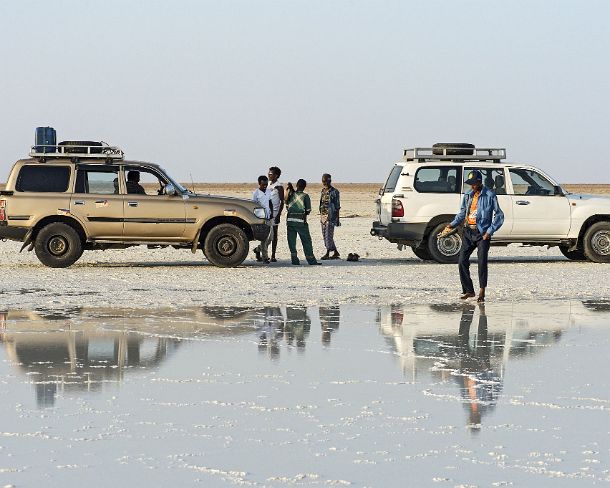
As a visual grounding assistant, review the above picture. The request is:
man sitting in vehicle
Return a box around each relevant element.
[126,170,146,194]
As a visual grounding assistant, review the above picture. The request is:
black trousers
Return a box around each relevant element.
[459,227,491,294]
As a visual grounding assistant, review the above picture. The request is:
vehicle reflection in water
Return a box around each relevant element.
[0,307,264,408]
[376,302,569,428]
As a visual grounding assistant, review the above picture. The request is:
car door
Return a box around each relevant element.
[70,165,124,238]
[507,168,571,237]
[463,166,513,237]
[122,166,186,239]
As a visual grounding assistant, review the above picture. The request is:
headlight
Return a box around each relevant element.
[253,207,266,219]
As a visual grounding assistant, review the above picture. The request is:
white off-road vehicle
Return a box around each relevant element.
[371,143,610,263]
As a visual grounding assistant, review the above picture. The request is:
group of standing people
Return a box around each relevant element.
[252,166,341,265]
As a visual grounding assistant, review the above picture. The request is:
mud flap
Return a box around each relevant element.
[191,228,202,254]
[19,230,33,253]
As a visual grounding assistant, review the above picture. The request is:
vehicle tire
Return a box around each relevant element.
[583,221,610,263]
[411,245,433,261]
[559,245,587,261]
[203,223,249,267]
[34,223,84,268]
[432,143,475,156]
[427,222,462,264]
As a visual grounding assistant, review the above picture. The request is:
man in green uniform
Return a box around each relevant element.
[285,179,320,265]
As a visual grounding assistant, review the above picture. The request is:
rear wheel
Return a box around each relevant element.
[427,222,462,264]
[559,245,587,261]
[411,245,432,261]
[583,222,610,263]
[203,224,249,267]
[35,223,83,268]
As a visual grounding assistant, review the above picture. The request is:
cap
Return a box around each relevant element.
[465,170,483,185]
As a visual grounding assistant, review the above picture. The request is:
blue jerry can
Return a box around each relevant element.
[35,126,57,153]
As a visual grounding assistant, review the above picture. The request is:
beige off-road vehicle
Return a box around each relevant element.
[0,141,269,268]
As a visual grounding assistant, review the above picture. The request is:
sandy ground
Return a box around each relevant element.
[1,184,610,311]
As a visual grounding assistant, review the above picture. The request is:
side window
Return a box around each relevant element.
[414,167,460,193]
[16,165,71,192]
[508,169,555,196]
[125,168,168,196]
[75,168,119,194]
[383,165,403,193]
[463,167,507,195]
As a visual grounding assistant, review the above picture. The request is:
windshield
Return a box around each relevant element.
[158,167,189,194]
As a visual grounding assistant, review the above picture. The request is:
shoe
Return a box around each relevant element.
[477,294,485,303]
[271,257,277,262]
[330,252,340,260]
[292,261,301,265]
[321,253,330,260]
[254,248,262,262]
[460,292,476,300]
[263,259,271,264]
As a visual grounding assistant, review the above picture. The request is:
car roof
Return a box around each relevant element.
[16,158,164,170]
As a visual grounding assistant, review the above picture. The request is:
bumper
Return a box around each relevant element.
[251,223,271,241]
[0,224,28,241]
[370,221,427,245]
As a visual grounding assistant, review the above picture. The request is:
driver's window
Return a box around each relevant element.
[509,169,555,196]
[124,168,167,196]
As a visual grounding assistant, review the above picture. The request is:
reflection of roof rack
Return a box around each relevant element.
[29,144,124,161]
[403,146,506,162]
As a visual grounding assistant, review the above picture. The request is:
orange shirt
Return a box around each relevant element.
[467,192,480,225]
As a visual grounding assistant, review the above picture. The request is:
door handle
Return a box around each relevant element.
[128,201,139,207]
[516,200,530,205]
[73,200,85,205]
[94,199,107,204]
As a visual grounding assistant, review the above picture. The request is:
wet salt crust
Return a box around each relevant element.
[0,302,609,486]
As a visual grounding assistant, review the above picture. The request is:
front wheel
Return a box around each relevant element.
[34,222,83,268]
[203,224,249,267]
[583,222,610,263]
[559,245,587,261]
[427,222,462,264]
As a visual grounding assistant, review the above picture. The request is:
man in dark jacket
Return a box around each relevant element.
[443,170,504,302]
[319,173,341,260]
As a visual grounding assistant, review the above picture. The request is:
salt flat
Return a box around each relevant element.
[1,184,609,310]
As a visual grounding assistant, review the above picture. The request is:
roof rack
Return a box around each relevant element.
[29,144,124,161]
[403,146,506,162]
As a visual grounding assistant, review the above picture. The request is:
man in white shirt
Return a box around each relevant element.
[252,175,274,264]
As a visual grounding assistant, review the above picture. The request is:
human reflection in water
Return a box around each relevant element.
[319,305,340,345]
[454,303,502,430]
[285,307,311,350]
[258,307,284,360]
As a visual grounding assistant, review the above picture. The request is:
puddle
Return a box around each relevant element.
[0,302,609,486]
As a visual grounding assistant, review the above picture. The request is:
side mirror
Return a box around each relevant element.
[165,183,177,196]
[378,188,384,196]
[554,185,564,196]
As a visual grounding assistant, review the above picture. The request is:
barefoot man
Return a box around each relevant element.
[442,170,504,302]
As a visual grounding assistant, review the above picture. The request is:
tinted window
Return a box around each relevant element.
[414,167,460,193]
[16,165,70,192]
[383,165,403,193]
[463,167,507,194]
[75,167,119,194]
[509,168,555,196]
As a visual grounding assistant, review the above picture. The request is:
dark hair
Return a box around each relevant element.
[127,170,140,182]
[269,166,282,178]
[322,173,331,180]
[296,178,306,190]
[258,175,269,184]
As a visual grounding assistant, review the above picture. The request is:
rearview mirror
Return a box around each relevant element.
[165,183,177,196]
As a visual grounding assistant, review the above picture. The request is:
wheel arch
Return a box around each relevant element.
[424,214,457,239]
[199,216,253,245]
[32,216,87,244]
[578,215,610,248]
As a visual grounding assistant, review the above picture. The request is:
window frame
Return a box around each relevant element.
[15,164,72,193]
[507,167,558,197]
[75,165,121,195]
[413,165,462,194]
[462,166,508,195]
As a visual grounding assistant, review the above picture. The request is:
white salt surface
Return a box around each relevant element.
[0,217,607,310]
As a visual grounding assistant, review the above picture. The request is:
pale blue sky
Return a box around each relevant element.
[1,0,609,183]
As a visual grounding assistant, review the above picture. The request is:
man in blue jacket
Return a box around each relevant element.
[443,170,504,302]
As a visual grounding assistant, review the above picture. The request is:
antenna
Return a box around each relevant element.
[189,172,196,193]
